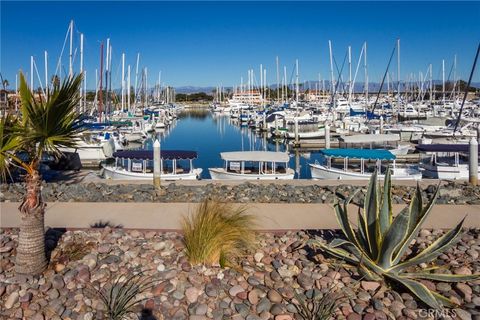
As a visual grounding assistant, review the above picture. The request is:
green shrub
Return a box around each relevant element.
[310,169,478,309]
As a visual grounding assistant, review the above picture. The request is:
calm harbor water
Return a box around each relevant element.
[141,110,325,179]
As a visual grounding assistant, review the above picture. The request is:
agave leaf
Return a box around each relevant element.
[402,272,480,282]
[333,194,363,250]
[309,239,359,265]
[364,171,379,260]
[408,184,424,234]
[385,273,443,310]
[431,291,457,308]
[377,207,410,269]
[356,209,370,255]
[391,217,465,273]
[378,168,392,241]
[329,238,351,248]
[341,242,386,276]
[392,185,440,265]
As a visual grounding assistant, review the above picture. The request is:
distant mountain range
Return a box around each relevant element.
[175,81,480,94]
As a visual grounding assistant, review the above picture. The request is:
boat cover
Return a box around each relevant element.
[416,144,480,154]
[220,151,290,162]
[340,134,400,144]
[320,149,396,160]
[112,150,198,160]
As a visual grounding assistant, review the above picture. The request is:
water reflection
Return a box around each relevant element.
[135,110,323,179]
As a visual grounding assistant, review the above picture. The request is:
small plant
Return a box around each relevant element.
[90,220,123,229]
[310,169,479,310]
[293,290,339,320]
[50,234,94,265]
[182,199,256,267]
[87,272,155,320]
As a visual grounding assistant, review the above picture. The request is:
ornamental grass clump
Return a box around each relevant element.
[310,169,479,310]
[182,199,256,267]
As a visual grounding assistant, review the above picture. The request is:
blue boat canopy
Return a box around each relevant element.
[320,148,396,160]
[112,150,198,160]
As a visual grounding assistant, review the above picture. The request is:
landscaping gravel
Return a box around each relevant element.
[1,228,479,319]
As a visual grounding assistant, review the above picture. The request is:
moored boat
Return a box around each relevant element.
[102,150,202,180]
[416,144,480,180]
[309,148,421,180]
[208,151,294,180]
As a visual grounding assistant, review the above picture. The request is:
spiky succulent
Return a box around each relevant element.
[310,169,478,309]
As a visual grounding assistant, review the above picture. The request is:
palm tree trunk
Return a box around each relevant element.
[16,169,47,275]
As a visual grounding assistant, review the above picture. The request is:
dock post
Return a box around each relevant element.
[325,124,331,149]
[274,115,278,136]
[294,119,299,144]
[153,139,161,189]
[470,136,478,186]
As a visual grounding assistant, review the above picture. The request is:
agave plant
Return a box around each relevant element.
[310,169,478,309]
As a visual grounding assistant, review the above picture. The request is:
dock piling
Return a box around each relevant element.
[153,139,161,188]
[294,119,299,143]
[325,124,331,149]
[274,115,278,136]
[470,136,478,186]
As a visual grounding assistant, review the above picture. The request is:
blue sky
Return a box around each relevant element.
[1,1,479,89]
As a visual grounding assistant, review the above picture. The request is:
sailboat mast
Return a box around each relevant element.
[127,65,131,112]
[295,59,299,112]
[442,59,445,105]
[453,54,457,98]
[69,20,73,79]
[430,63,433,105]
[30,56,34,89]
[108,43,112,114]
[44,51,48,96]
[99,43,104,122]
[348,45,352,104]
[80,33,84,110]
[276,56,280,102]
[397,39,400,108]
[364,42,368,105]
[105,38,110,114]
[134,53,140,106]
[121,53,125,111]
[328,40,334,96]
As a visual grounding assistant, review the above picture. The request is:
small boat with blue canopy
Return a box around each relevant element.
[102,150,202,180]
[309,148,421,180]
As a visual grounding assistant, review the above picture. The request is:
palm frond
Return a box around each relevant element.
[18,72,84,162]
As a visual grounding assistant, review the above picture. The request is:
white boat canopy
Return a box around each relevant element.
[340,134,400,144]
[220,151,290,162]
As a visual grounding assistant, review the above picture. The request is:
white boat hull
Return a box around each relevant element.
[421,164,477,180]
[102,166,202,180]
[285,129,325,139]
[208,168,295,180]
[309,164,422,180]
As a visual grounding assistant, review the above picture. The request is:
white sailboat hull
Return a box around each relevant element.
[309,164,422,180]
[102,166,202,180]
[208,168,295,180]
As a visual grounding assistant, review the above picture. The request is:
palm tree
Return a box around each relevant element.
[0,72,83,275]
